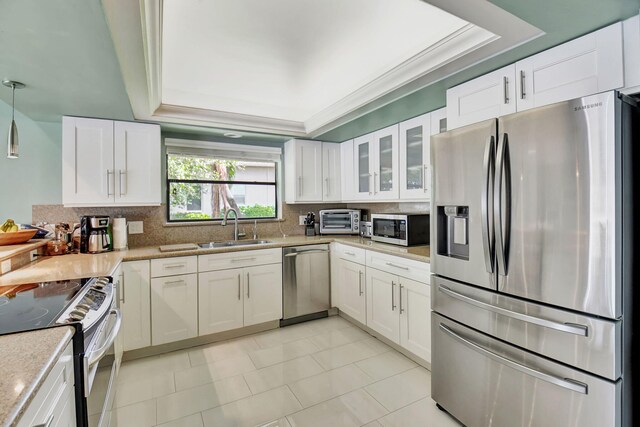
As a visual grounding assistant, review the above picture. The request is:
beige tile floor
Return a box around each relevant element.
[112,315,462,427]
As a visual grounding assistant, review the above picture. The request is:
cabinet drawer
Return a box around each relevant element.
[335,244,366,264]
[366,251,430,283]
[151,256,197,278]
[199,248,281,272]
[18,341,74,427]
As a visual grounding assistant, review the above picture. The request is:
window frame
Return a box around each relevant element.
[166,154,280,223]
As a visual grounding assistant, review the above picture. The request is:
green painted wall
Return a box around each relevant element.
[317,0,640,142]
[0,101,62,223]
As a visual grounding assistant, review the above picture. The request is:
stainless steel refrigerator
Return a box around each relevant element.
[430,91,639,427]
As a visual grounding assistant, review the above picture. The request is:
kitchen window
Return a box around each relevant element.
[166,139,281,222]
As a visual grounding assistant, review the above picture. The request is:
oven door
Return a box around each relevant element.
[371,216,406,245]
[85,304,122,427]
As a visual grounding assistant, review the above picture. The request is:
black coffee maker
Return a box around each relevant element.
[80,216,112,254]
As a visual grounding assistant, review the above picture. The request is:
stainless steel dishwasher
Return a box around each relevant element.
[282,244,331,326]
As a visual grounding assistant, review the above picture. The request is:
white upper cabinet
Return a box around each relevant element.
[516,22,623,111]
[372,124,400,200]
[446,64,517,130]
[114,121,161,205]
[322,142,341,202]
[62,117,114,206]
[353,132,375,200]
[284,139,324,203]
[399,113,431,200]
[340,139,354,201]
[430,107,447,136]
[623,15,640,93]
[62,116,161,207]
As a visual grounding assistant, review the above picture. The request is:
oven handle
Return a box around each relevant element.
[87,308,122,367]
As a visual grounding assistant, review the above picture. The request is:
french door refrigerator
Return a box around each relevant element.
[430,91,639,427]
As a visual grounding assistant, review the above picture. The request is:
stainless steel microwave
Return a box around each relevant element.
[319,209,360,235]
[371,213,429,246]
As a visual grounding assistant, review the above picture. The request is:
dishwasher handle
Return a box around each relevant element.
[284,249,330,257]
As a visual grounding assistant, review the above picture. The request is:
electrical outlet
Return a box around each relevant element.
[30,250,38,262]
[1,259,11,275]
[129,221,144,234]
[299,215,306,225]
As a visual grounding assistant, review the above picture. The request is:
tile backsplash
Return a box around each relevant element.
[32,202,429,248]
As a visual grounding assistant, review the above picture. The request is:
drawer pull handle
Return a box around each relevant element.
[164,263,186,269]
[344,251,356,256]
[385,262,409,270]
[165,280,185,286]
[440,323,588,394]
[438,285,588,336]
[231,257,257,262]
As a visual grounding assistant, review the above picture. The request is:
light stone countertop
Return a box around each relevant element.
[0,326,75,427]
[0,235,430,286]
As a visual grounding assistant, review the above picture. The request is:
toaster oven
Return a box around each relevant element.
[319,209,360,235]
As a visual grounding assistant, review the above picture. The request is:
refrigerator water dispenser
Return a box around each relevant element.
[437,206,469,260]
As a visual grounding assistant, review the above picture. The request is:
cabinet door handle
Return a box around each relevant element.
[119,170,127,196]
[368,173,373,195]
[503,76,509,104]
[325,177,329,197]
[391,281,396,311]
[423,165,428,192]
[106,170,114,196]
[120,273,125,304]
[246,272,250,298]
[298,176,302,197]
[237,274,241,300]
[399,283,404,314]
[520,70,526,99]
[373,172,378,195]
[358,270,363,296]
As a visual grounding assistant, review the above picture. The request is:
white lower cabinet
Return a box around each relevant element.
[336,258,366,324]
[199,269,244,335]
[366,266,432,362]
[17,341,75,427]
[199,263,282,335]
[399,278,432,362]
[366,267,401,343]
[151,273,198,345]
[243,264,283,326]
[121,260,151,351]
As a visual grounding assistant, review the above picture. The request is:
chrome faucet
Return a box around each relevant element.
[222,208,240,240]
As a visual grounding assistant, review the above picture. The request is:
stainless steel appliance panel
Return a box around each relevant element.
[431,118,497,290]
[432,276,621,380]
[497,92,620,319]
[432,313,621,427]
[283,245,331,319]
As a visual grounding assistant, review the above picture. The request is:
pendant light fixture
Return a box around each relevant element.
[2,80,25,159]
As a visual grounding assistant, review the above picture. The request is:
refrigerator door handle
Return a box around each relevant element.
[438,285,589,336]
[439,323,589,394]
[494,133,511,275]
[481,136,495,273]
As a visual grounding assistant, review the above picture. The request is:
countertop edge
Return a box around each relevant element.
[0,240,48,263]
[3,326,75,427]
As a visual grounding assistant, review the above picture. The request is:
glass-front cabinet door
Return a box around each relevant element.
[353,133,374,199]
[373,124,399,200]
[399,113,431,200]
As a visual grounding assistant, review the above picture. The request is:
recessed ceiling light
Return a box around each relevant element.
[224,132,242,139]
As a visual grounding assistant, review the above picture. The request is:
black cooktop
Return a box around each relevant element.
[0,279,89,334]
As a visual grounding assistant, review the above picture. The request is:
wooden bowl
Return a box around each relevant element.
[0,229,38,246]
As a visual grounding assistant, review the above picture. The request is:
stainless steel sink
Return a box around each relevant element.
[198,239,272,249]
